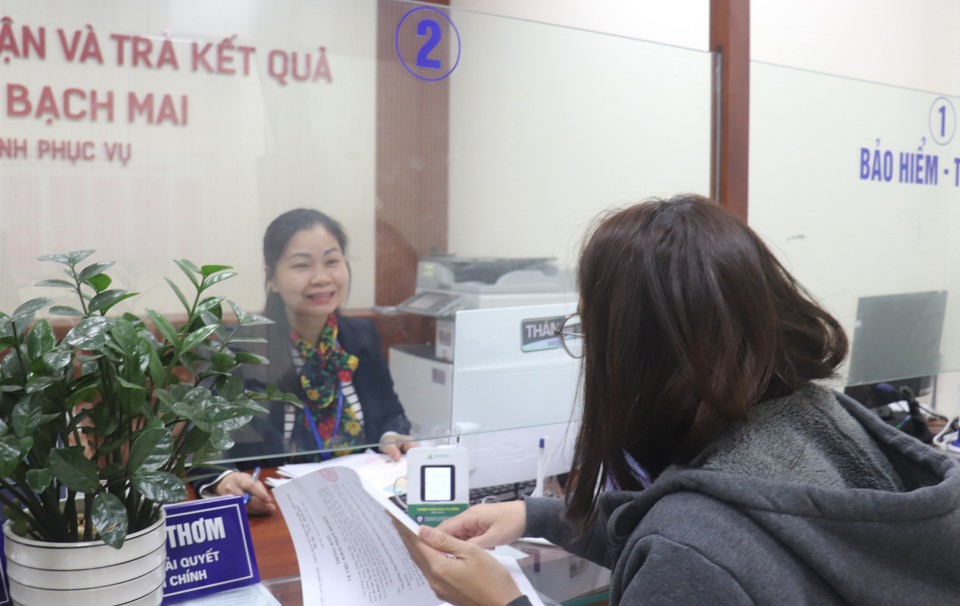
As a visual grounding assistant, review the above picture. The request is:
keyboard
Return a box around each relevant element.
[469,479,537,504]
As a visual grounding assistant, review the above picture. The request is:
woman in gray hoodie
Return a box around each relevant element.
[395,194,960,606]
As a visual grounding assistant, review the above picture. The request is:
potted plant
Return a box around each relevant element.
[0,250,292,606]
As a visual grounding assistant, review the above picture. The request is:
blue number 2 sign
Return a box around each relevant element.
[395,7,461,82]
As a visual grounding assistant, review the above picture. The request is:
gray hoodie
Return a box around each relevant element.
[522,386,960,605]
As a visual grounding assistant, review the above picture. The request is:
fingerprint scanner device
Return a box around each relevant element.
[406,446,469,527]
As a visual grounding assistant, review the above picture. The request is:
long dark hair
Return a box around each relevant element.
[262,208,349,322]
[565,194,848,531]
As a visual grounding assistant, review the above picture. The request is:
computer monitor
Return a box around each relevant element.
[449,304,581,488]
[846,290,948,387]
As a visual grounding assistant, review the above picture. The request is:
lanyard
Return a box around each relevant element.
[302,386,344,460]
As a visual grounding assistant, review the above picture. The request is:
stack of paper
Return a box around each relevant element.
[266,449,408,499]
[272,466,545,606]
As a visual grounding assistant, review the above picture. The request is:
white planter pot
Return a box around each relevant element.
[3,510,166,606]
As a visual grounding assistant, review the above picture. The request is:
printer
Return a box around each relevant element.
[395,256,575,360]
[388,256,576,437]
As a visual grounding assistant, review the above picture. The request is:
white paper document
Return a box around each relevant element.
[272,466,544,606]
[269,450,407,498]
[174,583,280,606]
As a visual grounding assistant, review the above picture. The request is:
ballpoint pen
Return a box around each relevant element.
[532,437,546,498]
[243,466,262,505]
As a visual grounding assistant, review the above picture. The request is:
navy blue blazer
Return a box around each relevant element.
[224,313,412,463]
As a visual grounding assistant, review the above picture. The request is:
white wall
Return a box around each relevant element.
[753,0,960,96]
[0,0,377,315]
[451,0,709,51]
[750,0,960,416]
[444,2,712,275]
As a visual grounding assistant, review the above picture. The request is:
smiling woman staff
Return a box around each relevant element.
[395,194,960,606]
[210,209,416,514]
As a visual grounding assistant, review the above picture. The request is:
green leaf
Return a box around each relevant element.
[214,415,253,432]
[0,313,13,337]
[49,448,100,493]
[65,316,112,349]
[128,428,174,474]
[147,348,165,387]
[210,352,236,372]
[34,279,76,289]
[196,296,225,314]
[210,428,234,451]
[85,273,112,293]
[145,309,178,345]
[0,437,24,477]
[164,278,191,314]
[50,305,84,317]
[24,376,56,394]
[27,320,55,360]
[174,259,200,289]
[235,351,269,365]
[89,289,137,314]
[92,492,128,549]
[265,385,303,406]
[116,376,146,391]
[190,442,223,467]
[179,427,210,456]
[78,261,115,283]
[66,383,98,407]
[25,468,54,492]
[218,375,243,401]
[13,298,53,318]
[226,335,268,344]
[227,300,248,324]
[200,264,233,277]
[179,324,217,354]
[100,462,126,481]
[132,470,186,503]
[200,271,237,290]
[200,311,226,331]
[238,312,273,327]
[66,250,96,264]
[37,253,70,264]
[11,314,34,336]
[12,396,44,437]
[110,319,139,354]
[41,349,73,371]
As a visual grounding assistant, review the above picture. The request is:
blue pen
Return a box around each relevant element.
[243,466,261,505]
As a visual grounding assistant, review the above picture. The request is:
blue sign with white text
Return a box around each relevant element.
[0,533,10,606]
[162,496,260,603]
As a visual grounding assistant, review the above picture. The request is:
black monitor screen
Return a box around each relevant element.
[846,290,948,386]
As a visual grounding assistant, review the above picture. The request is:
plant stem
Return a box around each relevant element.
[8,324,29,383]
[0,480,41,533]
[64,489,78,541]
[82,492,94,541]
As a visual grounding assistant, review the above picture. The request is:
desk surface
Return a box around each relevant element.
[247,468,610,606]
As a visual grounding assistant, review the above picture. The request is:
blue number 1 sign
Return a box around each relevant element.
[395,7,461,82]
[929,96,956,146]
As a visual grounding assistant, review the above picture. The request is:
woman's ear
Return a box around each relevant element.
[265,265,278,292]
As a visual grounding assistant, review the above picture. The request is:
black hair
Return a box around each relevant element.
[565,194,848,533]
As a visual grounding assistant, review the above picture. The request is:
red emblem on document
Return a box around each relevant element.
[318,468,339,483]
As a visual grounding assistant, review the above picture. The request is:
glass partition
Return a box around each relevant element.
[750,61,960,389]
[0,1,713,467]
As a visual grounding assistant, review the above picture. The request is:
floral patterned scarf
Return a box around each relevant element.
[293,314,362,451]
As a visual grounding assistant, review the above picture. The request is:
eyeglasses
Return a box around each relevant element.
[555,312,583,359]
